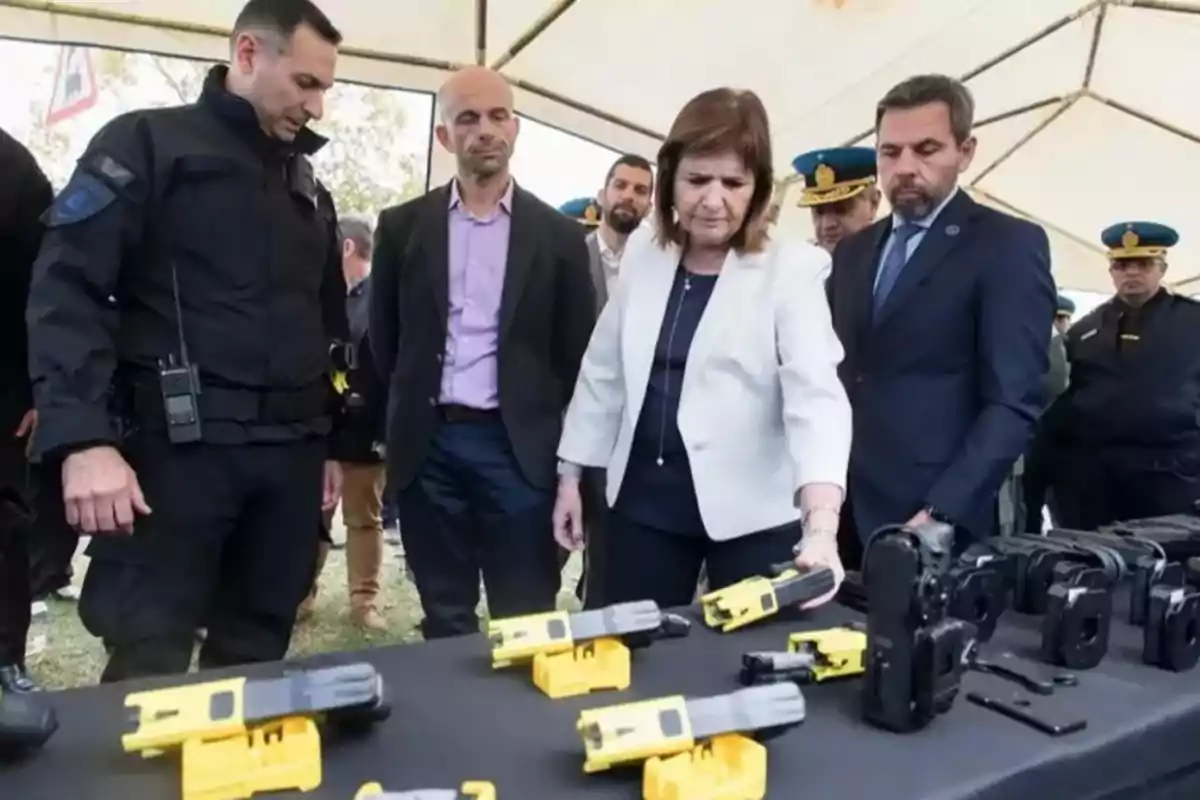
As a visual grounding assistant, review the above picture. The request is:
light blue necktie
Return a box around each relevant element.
[873,223,922,314]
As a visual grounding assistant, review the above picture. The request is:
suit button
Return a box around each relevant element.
[428,397,437,407]
[436,353,443,363]
[856,374,866,385]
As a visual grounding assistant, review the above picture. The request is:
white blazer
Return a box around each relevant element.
[557,227,852,541]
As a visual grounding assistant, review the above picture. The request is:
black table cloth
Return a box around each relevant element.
[4,599,1200,800]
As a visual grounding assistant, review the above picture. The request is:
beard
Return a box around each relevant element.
[887,183,938,220]
[605,205,643,235]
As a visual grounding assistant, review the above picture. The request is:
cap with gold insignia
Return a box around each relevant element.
[1056,294,1076,316]
[791,146,877,207]
[1101,221,1179,260]
[559,197,601,227]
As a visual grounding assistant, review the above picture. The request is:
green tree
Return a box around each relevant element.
[313,84,426,216]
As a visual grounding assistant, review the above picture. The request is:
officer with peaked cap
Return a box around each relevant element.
[792,146,881,253]
[1044,221,1200,528]
[559,197,602,228]
[1055,294,1076,334]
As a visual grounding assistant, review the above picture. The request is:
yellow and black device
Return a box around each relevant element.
[575,683,805,774]
[487,601,689,668]
[643,733,767,800]
[739,627,867,687]
[354,781,496,799]
[488,601,689,699]
[700,565,834,633]
[180,716,321,800]
[122,662,388,756]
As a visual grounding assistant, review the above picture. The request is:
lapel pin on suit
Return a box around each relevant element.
[945,224,960,237]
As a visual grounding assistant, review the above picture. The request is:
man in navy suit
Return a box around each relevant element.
[826,74,1056,566]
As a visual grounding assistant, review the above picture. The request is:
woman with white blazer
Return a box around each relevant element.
[552,87,853,609]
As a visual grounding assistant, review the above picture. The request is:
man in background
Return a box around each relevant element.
[300,215,388,632]
[370,66,595,638]
[0,127,53,692]
[826,74,1055,564]
[558,153,654,606]
[791,146,881,253]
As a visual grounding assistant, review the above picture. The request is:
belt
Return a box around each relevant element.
[438,404,499,423]
[130,380,329,425]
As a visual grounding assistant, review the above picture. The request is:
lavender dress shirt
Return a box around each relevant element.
[438,180,514,409]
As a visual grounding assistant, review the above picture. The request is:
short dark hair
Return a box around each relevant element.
[338,216,373,259]
[655,88,773,253]
[605,154,653,188]
[875,74,974,144]
[233,0,343,47]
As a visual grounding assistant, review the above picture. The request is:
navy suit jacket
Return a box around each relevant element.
[826,190,1055,541]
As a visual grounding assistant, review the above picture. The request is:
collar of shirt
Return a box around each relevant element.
[891,186,959,232]
[449,178,514,222]
[595,229,622,269]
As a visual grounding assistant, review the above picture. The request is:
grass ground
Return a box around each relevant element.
[27,520,582,691]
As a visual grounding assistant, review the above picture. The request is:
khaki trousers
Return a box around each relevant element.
[301,462,385,614]
[341,462,386,610]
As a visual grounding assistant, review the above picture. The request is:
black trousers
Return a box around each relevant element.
[397,417,560,639]
[0,440,32,667]
[576,467,610,608]
[27,464,79,599]
[1055,446,1199,531]
[78,434,325,683]
[599,511,801,609]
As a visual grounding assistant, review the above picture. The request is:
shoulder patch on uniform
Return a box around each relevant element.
[43,171,117,228]
[88,152,137,188]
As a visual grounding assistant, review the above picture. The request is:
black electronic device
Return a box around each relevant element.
[1130,556,1187,626]
[1142,584,1200,672]
[161,260,202,444]
[861,520,973,733]
[966,692,1087,737]
[158,358,202,444]
[0,688,58,758]
[946,557,1008,642]
[1040,569,1112,670]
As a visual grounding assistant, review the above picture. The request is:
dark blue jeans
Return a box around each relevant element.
[397,418,558,639]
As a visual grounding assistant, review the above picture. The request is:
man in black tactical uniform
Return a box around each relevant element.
[26,0,349,683]
[1046,221,1200,529]
[0,127,53,694]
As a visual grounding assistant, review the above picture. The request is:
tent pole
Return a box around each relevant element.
[1084,90,1200,146]
[960,0,1103,82]
[839,0,1102,145]
[968,93,1081,186]
[475,0,487,65]
[489,0,576,70]
[1081,2,1107,87]
[974,97,1069,129]
[503,76,663,141]
[1127,0,1200,15]
[968,189,1108,258]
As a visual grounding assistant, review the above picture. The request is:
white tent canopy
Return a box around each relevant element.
[1,0,1197,294]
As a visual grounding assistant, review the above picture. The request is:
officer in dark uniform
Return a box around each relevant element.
[791,146,881,253]
[25,0,349,682]
[0,127,53,693]
[1046,221,1200,529]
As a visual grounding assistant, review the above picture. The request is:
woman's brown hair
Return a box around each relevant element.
[654,88,774,253]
